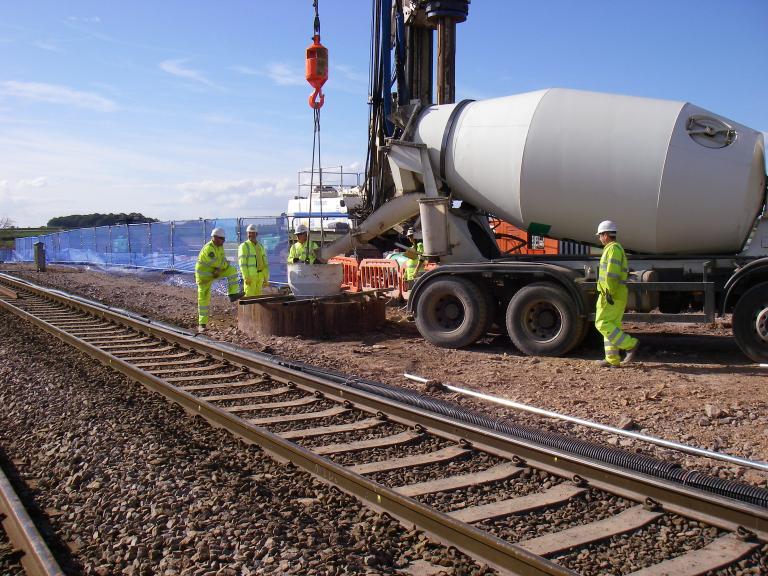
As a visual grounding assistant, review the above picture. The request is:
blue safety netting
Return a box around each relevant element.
[12,216,292,284]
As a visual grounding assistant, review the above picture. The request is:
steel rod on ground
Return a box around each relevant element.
[403,373,768,473]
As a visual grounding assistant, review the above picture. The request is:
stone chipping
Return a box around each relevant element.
[0,307,490,575]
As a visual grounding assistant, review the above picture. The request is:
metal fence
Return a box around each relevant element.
[12,217,291,284]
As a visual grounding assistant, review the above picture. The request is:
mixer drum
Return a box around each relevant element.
[414,88,766,254]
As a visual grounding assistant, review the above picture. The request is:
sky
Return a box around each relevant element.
[1,0,766,227]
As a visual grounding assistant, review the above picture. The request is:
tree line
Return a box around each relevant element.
[46,213,158,229]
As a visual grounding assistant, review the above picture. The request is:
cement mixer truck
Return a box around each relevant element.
[320,87,768,362]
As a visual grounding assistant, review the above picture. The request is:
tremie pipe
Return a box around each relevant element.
[403,373,768,473]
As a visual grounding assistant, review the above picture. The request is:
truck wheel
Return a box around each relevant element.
[415,277,489,348]
[506,282,580,356]
[732,281,768,362]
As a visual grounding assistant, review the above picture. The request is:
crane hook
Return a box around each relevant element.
[309,87,325,109]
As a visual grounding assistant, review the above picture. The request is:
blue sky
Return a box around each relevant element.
[1,0,766,226]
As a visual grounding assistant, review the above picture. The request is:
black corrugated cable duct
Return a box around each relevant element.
[270,356,768,509]
[6,274,763,508]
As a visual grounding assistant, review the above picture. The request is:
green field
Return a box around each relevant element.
[0,227,62,248]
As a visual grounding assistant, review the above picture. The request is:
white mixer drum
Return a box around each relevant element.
[414,88,766,254]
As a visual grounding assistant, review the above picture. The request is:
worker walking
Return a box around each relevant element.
[239,224,269,297]
[287,224,319,264]
[404,227,424,284]
[195,228,242,333]
[594,220,639,367]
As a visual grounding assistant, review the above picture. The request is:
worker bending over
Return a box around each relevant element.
[594,220,639,367]
[287,224,319,264]
[404,227,424,284]
[239,224,269,297]
[195,228,242,333]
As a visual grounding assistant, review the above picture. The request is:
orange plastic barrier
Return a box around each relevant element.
[329,256,361,292]
[491,220,559,255]
[359,258,402,298]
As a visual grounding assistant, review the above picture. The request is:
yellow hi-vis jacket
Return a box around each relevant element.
[287,240,319,264]
[597,241,629,302]
[405,241,424,281]
[238,240,269,282]
[195,240,234,283]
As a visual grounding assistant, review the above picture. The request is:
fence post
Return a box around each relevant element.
[170,221,175,271]
[126,224,132,267]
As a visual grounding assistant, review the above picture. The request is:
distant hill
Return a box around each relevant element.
[47,213,158,229]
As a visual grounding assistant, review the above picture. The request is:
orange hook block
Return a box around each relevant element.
[306,34,328,109]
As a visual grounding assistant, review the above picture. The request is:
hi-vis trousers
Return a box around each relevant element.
[595,292,638,366]
[195,265,239,326]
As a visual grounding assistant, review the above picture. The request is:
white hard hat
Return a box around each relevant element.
[210,227,226,238]
[596,220,618,235]
[246,224,258,233]
[295,224,309,235]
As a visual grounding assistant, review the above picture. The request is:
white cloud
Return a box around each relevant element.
[231,62,307,87]
[230,65,259,76]
[18,177,48,188]
[159,59,219,89]
[0,81,117,112]
[32,40,63,53]
[67,16,101,23]
[178,178,294,210]
[335,64,365,84]
[265,63,304,86]
[201,113,236,125]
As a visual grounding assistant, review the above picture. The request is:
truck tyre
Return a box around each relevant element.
[415,276,489,348]
[506,282,581,356]
[732,281,768,362]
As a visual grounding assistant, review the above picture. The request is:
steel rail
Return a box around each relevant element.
[402,373,768,473]
[0,275,569,576]
[0,462,64,576]
[1,273,767,569]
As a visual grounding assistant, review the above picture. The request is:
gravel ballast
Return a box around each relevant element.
[0,307,491,575]
[5,265,766,490]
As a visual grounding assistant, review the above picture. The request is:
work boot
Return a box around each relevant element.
[229,291,244,302]
[597,360,619,368]
[622,341,640,364]
[197,325,206,334]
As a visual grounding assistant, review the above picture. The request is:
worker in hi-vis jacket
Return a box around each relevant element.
[238,224,269,297]
[287,224,319,264]
[404,227,424,282]
[594,220,639,367]
[195,227,242,333]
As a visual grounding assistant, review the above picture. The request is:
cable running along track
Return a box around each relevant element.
[0,272,766,575]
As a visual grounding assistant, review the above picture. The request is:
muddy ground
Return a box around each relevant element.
[2,264,767,488]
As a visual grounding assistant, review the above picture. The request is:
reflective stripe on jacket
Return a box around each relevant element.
[597,241,629,297]
[287,241,318,264]
[238,240,268,278]
[195,240,230,280]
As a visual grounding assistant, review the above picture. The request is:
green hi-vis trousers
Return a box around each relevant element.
[195,265,239,326]
[595,292,638,366]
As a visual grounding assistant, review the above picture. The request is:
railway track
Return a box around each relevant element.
[0,452,64,575]
[0,272,766,575]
